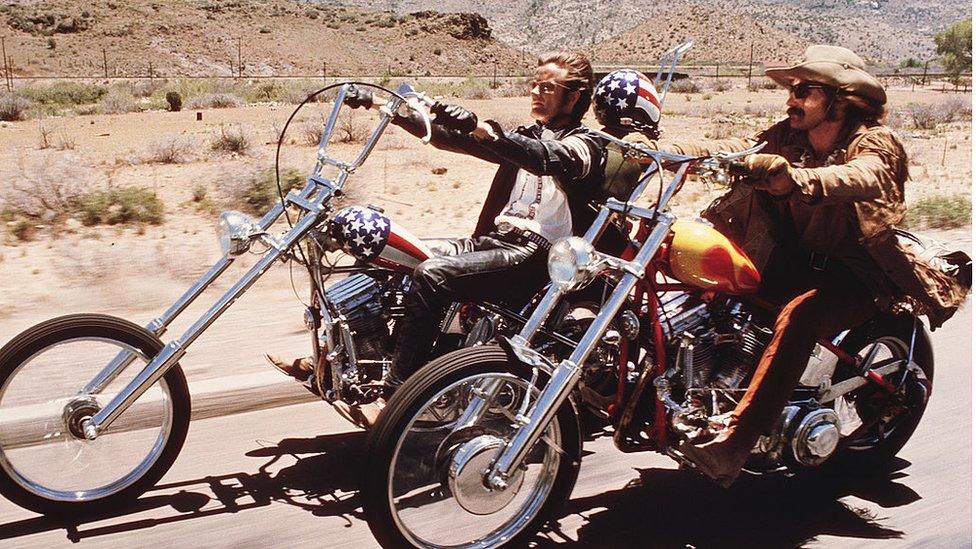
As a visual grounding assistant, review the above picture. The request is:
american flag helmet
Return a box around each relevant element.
[329,206,431,272]
[593,69,662,134]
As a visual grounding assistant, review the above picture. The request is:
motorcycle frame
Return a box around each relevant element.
[80,85,412,439]
[482,143,911,484]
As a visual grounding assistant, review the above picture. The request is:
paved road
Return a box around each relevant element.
[0,303,970,548]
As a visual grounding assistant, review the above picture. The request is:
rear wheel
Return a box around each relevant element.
[363,345,581,548]
[832,316,933,468]
[0,314,190,515]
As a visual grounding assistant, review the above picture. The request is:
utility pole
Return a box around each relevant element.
[322,61,327,83]
[237,36,243,78]
[102,47,109,78]
[1,36,10,92]
[747,41,754,89]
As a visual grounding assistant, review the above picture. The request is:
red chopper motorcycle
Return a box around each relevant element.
[360,103,945,549]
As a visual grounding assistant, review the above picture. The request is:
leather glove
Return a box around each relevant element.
[343,85,374,109]
[431,102,479,134]
[731,153,795,196]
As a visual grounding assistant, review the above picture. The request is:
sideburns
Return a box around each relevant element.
[826,96,846,122]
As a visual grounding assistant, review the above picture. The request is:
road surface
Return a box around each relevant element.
[0,303,970,548]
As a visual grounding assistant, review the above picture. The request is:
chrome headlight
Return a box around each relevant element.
[547,237,599,291]
[217,210,262,257]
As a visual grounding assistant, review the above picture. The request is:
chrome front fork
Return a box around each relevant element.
[485,212,676,484]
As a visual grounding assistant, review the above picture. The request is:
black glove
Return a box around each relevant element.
[344,85,373,109]
[431,102,479,134]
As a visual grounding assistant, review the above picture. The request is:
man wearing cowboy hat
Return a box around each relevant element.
[659,45,969,485]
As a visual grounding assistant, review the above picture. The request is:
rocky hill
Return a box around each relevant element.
[0,0,527,77]
[327,0,971,64]
[587,5,810,65]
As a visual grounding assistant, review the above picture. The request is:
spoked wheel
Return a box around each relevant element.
[0,314,190,515]
[363,346,581,548]
[833,316,933,468]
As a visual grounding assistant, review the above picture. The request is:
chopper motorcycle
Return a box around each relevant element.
[360,129,956,548]
[0,82,590,516]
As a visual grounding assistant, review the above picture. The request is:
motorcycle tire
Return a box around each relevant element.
[832,314,934,470]
[0,314,191,516]
[362,345,582,549]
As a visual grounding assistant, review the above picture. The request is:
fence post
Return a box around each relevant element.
[237,36,243,79]
[102,48,108,78]
[1,36,10,92]
[322,61,327,83]
[747,41,754,89]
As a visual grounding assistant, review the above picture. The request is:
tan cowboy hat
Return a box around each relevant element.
[765,45,886,105]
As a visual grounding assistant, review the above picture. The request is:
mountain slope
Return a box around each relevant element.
[0,0,526,77]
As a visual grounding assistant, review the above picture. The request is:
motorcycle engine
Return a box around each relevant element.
[322,273,394,365]
[660,294,772,395]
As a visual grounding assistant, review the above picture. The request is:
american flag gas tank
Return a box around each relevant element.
[329,206,432,272]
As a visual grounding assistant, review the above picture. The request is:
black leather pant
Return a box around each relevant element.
[387,233,549,386]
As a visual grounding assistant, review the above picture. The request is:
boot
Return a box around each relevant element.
[678,420,762,488]
[332,398,386,430]
[265,354,313,381]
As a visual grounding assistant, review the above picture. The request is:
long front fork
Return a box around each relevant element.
[485,213,676,484]
[80,190,331,440]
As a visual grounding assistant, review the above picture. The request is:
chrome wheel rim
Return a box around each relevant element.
[0,337,174,502]
[387,373,561,548]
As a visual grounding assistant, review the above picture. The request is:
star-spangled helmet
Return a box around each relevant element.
[593,69,662,137]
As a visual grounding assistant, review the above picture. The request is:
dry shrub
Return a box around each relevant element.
[463,84,492,100]
[99,90,138,114]
[73,186,165,226]
[493,78,532,98]
[711,79,732,92]
[906,194,972,229]
[186,93,245,109]
[1,152,98,220]
[38,124,54,149]
[145,135,197,163]
[0,93,32,121]
[210,124,251,154]
[301,118,325,146]
[332,111,369,143]
[233,167,306,214]
[669,79,702,94]
[903,101,960,130]
[132,79,166,98]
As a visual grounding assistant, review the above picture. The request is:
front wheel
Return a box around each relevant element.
[362,346,582,548]
[0,314,191,515]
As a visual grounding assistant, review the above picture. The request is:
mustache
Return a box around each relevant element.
[787,107,805,117]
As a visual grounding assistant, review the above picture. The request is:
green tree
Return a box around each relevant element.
[935,18,972,80]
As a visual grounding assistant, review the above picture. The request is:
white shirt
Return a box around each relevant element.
[493,132,592,242]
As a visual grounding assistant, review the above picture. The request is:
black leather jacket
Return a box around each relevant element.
[393,112,607,238]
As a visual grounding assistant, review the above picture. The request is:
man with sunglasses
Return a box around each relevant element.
[656,45,969,485]
[267,51,610,428]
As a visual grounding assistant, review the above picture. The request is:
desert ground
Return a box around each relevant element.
[0,81,971,385]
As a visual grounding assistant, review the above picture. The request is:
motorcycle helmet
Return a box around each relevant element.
[593,69,662,138]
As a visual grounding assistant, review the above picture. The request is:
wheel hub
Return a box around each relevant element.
[63,397,101,440]
[447,434,524,515]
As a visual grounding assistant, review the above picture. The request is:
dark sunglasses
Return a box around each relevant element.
[789,82,832,99]
[531,79,572,95]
